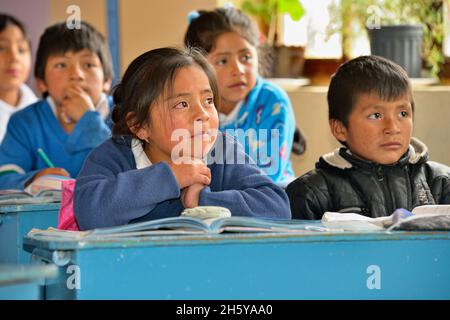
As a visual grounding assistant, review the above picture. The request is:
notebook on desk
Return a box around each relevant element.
[28,213,334,240]
[322,205,450,231]
[0,175,73,205]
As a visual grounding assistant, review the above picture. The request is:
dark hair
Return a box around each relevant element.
[184,7,259,52]
[184,7,272,76]
[34,21,113,82]
[328,55,414,128]
[0,13,29,42]
[111,47,219,137]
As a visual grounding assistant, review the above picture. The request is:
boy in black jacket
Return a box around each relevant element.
[286,55,450,219]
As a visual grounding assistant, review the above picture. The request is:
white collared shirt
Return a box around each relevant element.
[0,84,38,143]
[131,138,152,169]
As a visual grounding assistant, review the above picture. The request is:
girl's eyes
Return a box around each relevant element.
[399,111,409,118]
[174,101,189,109]
[18,46,28,54]
[216,58,227,66]
[0,45,29,54]
[216,55,252,66]
[173,98,214,109]
[241,53,252,63]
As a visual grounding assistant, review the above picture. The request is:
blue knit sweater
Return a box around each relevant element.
[0,98,112,189]
[74,133,291,230]
[219,77,296,185]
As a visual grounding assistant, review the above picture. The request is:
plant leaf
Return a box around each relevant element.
[278,0,305,21]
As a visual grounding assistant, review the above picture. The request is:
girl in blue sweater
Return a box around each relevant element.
[184,7,297,186]
[74,47,291,230]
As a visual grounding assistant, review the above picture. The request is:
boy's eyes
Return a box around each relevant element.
[399,111,409,117]
[84,62,97,68]
[367,111,410,120]
[368,112,382,120]
[51,61,98,69]
[54,62,67,69]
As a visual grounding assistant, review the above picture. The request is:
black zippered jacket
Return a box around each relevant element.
[286,138,450,219]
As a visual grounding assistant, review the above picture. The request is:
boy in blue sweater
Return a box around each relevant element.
[74,47,291,230]
[0,21,113,190]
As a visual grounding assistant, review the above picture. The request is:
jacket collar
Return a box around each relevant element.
[319,137,428,170]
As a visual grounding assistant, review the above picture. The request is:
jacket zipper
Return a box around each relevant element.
[376,166,394,214]
[405,165,412,208]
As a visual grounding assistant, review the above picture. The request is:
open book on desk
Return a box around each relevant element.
[322,205,450,231]
[0,175,73,205]
[28,216,333,240]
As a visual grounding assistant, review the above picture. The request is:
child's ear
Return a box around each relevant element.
[103,79,112,93]
[126,112,148,141]
[329,119,348,143]
[126,112,138,134]
[36,78,48,96]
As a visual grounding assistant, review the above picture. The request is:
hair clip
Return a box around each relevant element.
[187,11,200,24]
[223,2,235,9]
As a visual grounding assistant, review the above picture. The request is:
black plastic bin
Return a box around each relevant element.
[368,24,423,78]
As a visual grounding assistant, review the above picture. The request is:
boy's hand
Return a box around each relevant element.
[60,86,95,122]
[168,158,211,189]
[181,183,205,208]
[25,168,71,187]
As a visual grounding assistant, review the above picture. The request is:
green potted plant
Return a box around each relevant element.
[241,0,307,77]
[327,0,445,78]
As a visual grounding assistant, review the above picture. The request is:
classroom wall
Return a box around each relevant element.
[119,0,217,74]
[49,0,107,36]
[289,86,450,177]
[0,0,107,93]
[2,0,449,176]
[0,0,50,92]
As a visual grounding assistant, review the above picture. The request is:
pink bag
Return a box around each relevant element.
[57,179,80,231]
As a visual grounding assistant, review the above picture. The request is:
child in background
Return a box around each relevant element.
[0,14,37,143]
[0,21,113,190]
[74,47,291,230]
[184,7,296,187]
[287,55,450,219]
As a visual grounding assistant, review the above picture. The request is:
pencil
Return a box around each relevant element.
[37,148,55,168]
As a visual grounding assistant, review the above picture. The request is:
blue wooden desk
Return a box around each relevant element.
[23,229,450,300]
[0,264,58,299]
[0,203,60,264]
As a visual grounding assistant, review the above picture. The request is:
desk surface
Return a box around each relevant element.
[0,203,60,214]
[24,230,450,299]
[24,228,450,250]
